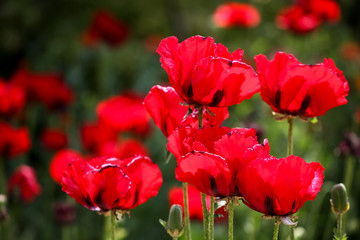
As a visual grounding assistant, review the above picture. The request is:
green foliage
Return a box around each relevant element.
[333,227,348,240]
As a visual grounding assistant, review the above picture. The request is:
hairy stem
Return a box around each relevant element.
[287,117,294,156]
[183,182,192,240]
[201,193,209,240]
[337,213,343,238]
[209,197,214,240]
[273,220,280,240]
[111,211,116,240]
[287,117,295,240]
[228,198,234,240]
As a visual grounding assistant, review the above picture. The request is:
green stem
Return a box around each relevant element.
[201,193,209,240]
[344,156,354,196]
[273,220,280,240]
[0,157,6,195]
[287,117,294,156]
[183,182,192,240]
[110,211,116,240]
[62,225,71,240]
[198,106,204,129]
[337,214,343,238]
[290,225,295,240]
[287,117,295,240]
[209,197,214,240]
[228,198,234,240]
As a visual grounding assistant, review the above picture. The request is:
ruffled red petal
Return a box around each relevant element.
[175,151,232,197]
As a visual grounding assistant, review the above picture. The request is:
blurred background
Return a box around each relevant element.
[0,0,359,239]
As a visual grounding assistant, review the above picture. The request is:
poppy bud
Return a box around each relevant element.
[160,204,184,238]
[330,183,350,215]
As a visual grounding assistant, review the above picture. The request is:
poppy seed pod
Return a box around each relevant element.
[330,183,350,215]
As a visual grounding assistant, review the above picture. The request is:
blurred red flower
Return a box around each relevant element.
[276,0,340,33]
[97,137,149,159]
[80,121,118,154]
[340,42,360,61]
[213,2,261,28]
[254,51,349,117]
[236,155,324,216]
[82,10,129,47]
[0,79,26,118]
[8,165,41,203]
[276,5,321,34]
[157,35,259,107]
[0,121,31,158]
[174,129,268,197]
[297,0,341,23]
[168,184,228,221]
[41,128,68,151]
[49,149,82,184]
[144,85,229,137]
[11,66,73,111]
[61,155,162,213]
[96,93,151,136]
[144,34,163,53]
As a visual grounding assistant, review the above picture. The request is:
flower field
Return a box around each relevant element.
[0,0,359,239]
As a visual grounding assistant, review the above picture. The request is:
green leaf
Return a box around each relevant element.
[165,150,173,164]
[159,219,167,230]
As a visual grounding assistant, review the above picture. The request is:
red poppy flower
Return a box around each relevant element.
[276,5,321,33]
[297,0,341,23]
[97,137,149,159]
[236,155,324,216]
[175,129,269,197]
[167,125,257,161]
[11,66,73,111]
[276,0,340,33]
[213,2,261,28]
[80,121,118,154]
[96,93,151,136]
[49,149,82,184]
[254,51,349,117]
[144,85,229,137]
[168,185,228,221]
[61,155,162,212]
[82,10,129,47]
[0,121,31,158]
[8,165,42,203]
[0,79,26,118]
[157,35,259,107]
[41,128,68,151]
[168,125,230,160]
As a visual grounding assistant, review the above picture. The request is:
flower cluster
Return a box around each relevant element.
[144,35,348,224]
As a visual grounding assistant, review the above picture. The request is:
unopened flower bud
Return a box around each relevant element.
[159,204,184,238]
[330,183,350,215]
